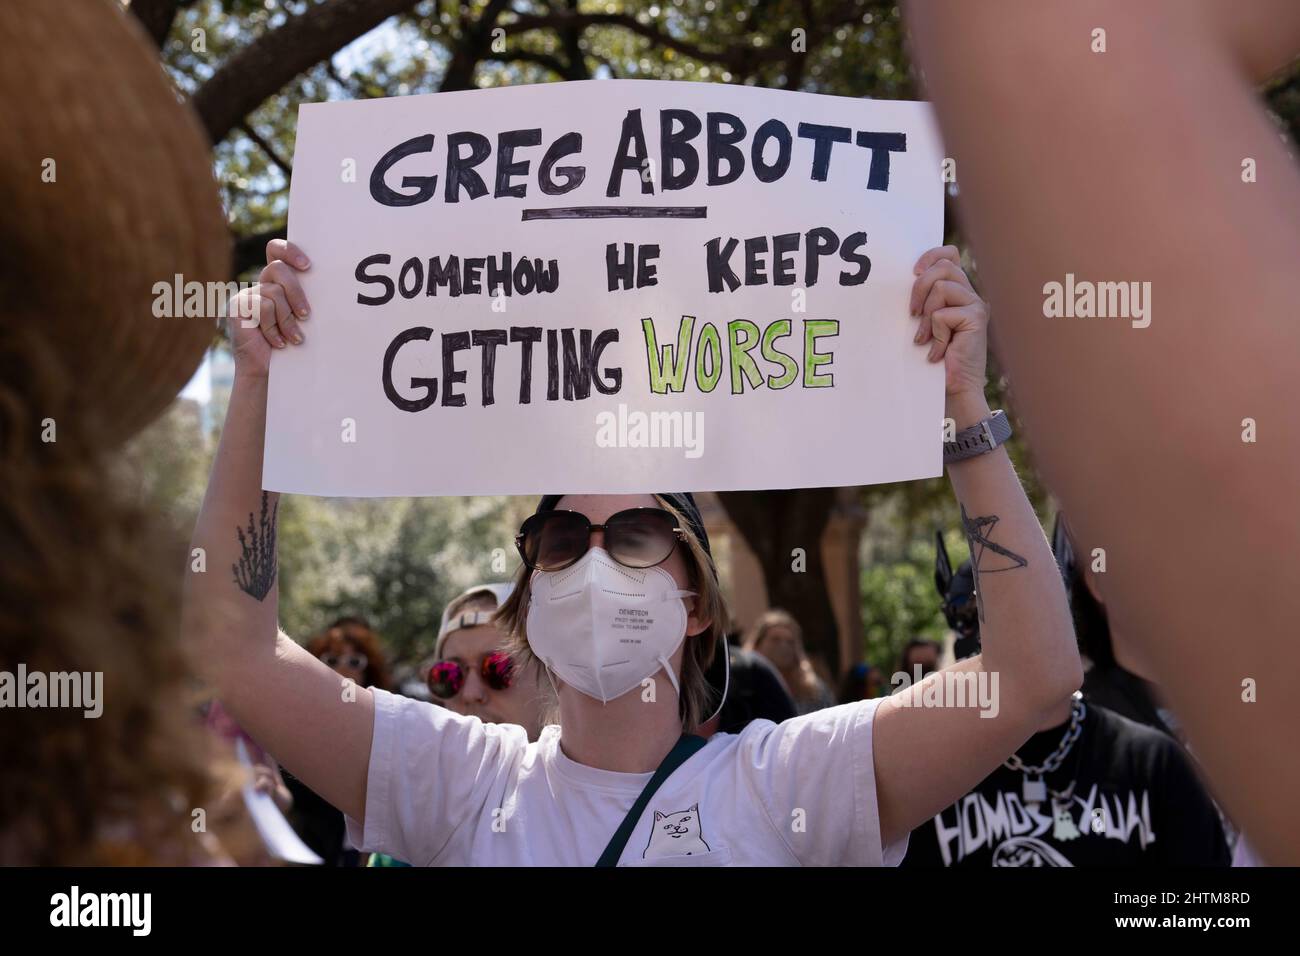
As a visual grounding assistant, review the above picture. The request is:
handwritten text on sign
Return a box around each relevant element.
[265,80,944,496]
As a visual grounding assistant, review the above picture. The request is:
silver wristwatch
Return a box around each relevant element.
[943,409,1012,464]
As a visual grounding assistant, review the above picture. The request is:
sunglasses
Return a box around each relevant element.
[427,651,514,699]
[320,652,368,672]
[515,507,687,572]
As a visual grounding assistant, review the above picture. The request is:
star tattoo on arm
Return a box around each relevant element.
[960,503,1029,622]
[233,492,278,601]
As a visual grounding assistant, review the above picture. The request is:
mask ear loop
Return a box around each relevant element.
[655,587,697,702]
[657,655,682,699]
[538,658,572,705]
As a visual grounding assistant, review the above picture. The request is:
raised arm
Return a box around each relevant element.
[905,0,1300,861]
[183,239,373,822]
[873,246,1082,846]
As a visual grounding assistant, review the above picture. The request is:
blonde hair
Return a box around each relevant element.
[494,495,728,731]
[745,608,824,705]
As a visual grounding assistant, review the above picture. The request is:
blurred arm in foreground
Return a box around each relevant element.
[906,0,1300,860]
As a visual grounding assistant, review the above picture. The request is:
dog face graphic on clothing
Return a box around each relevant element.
[643,803,712,858]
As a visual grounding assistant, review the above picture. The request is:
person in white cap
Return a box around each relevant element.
[426,583,546,741]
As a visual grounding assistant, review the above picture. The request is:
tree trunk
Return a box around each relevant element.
[716,489,841,676]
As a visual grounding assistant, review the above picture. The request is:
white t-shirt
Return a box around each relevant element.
[345,687,907,866]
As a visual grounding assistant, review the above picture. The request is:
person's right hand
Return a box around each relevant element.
[225,239,313,377]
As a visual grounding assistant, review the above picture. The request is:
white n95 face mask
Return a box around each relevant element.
[526,547,696,704]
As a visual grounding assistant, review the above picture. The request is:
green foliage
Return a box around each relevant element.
[123,399,534,668]
[121,399,217,528]
[858,523,968,673]
[276,494,534,665]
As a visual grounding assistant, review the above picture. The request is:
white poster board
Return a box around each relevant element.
[266,80,944,496]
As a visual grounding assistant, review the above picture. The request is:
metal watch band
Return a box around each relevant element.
[943,409,1011,464]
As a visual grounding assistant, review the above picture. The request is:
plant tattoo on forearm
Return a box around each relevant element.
[233,492,278,601]
[960,504,1028,621]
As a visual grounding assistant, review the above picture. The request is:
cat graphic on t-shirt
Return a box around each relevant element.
[643,803,711,859]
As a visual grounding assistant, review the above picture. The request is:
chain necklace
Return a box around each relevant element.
[1004,692,1086,806]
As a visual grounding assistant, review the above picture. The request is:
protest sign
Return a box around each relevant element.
[264,79,945,496]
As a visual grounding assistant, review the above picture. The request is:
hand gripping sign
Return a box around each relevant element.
[265,80,944,496]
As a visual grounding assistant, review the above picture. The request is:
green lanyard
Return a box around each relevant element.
[594,734,707,868]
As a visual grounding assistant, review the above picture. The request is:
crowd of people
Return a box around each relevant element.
[209,508,1241,868]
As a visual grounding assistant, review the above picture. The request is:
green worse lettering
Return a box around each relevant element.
[641,317,838,394]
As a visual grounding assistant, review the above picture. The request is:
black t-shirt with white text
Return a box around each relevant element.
[901,702,1228,867]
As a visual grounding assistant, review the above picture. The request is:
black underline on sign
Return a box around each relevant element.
[521,206,709,220]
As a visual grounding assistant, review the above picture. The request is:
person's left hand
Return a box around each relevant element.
[909,245,989,399]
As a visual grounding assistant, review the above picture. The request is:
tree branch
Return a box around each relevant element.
[500,2,874,73]
[558,0,590,81]
[191,0,424,144]
[481,50,569,78]
[238,122,293,179]
[233,226,287,278]
[128,0,184,48]
[438,0,517,91]
[324,59,365,98]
